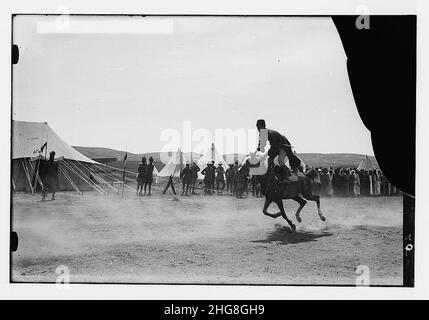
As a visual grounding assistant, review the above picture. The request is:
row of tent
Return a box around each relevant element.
[11,120,229,192]
[12,120,140,193]
[157,143,228,180]
[11,120,378,193]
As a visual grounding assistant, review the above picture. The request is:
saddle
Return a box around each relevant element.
[272,166,303,184]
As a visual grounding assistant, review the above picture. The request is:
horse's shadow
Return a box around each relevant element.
[251,224,333,245]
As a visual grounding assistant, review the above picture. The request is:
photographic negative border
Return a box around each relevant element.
[9,13,415,287]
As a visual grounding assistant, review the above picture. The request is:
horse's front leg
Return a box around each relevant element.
[302,194,326,221]
[262,197,282,218]
[292,195,306,223]
[275,199,296,231]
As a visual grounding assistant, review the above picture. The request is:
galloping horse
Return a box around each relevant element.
[245,153,326,231]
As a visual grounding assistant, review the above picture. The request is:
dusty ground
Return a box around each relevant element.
[11,189,403,285]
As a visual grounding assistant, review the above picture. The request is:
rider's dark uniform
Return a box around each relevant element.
[259,129,302,170]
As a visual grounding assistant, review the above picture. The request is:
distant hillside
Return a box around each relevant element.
[224,153,378,169]
[298,153,379,169]
[73,146,202,171]
[73,146,378,171]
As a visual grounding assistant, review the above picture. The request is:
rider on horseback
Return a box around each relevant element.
[256,119,302,184]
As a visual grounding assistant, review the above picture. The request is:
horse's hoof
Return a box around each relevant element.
[296,216,302,223]
[290,224,296,231]
[320,216,326,222]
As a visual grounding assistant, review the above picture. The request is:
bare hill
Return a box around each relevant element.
[73,146,202,171]
[73,146,378,171]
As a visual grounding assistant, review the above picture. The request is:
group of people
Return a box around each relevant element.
[176,164,399,199]
[312,167,399,197]
[140,118,400,199]
[178,160,251,198]
[38,117,401,201]
[136,156,156,196]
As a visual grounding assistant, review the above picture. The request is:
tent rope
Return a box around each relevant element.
[62,160,105,195]
[97,162,141,176]
[92,163,136,191]
[27,158,44,190]
[21,159,34,194]
[78,161,119,193]
[58,162,82,194]
[64,160,106,194]
[95,163,140,188]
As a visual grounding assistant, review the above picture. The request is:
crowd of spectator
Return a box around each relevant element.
[311,167,400,197]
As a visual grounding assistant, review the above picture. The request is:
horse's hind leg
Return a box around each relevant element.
[292,195,307,223]
[275,199,296,231]
[262,198,282,218]
[302,194,326,221]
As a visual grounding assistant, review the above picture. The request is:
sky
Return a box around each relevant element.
[13,15,374,156]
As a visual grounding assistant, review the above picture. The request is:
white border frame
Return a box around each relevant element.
[1,0,428,299]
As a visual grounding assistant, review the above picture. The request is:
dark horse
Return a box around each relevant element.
[250,161,326,231]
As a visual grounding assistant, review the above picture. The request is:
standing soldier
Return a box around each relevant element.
[41,151,58,201]
[225,164,234,195]
[210,161,216,192]
[215,163,226,195]
[190,162,200,195]
[251,174,261,197]
[144,156,155,196]
[235,162,249,199]
[180,163,193,196]
[201,161,216,195]
[136,156,147,196]
[233,160,240,196]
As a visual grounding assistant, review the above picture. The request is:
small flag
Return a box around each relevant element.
[40,142,47,153]
[121,152,128,200]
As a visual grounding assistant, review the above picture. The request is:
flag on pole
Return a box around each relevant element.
[121,152,128,199]
[122,152,128,179]
[179,149,183,177]
[40,142,47,153]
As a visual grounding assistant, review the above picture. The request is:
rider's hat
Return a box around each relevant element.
[256,119,266,128]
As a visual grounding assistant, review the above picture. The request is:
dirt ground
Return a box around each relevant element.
[11,189,403,285]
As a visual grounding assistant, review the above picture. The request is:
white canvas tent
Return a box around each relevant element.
[13,120,96,163]
[357,155,376,171]
[157,148,186,178]
[196,143,228,179]
[11,120,131,194]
